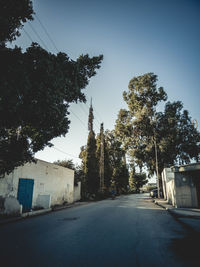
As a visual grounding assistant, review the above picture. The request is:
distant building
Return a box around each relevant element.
[162,162,200,208]
[0,159,81,214]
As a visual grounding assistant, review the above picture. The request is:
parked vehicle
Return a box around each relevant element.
[150,188,158,198]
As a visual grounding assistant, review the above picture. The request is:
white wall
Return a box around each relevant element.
[162,168,176,206]
[162,167,199,208]
[0,159,74,209]
[174,172,198,208]
[166,180,176,206]
[162,168,175,202]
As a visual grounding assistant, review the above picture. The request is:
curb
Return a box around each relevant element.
[154,200,200,218]
[52,201,89,212]
[153,199,200,233]
[0,201,88,226]
[22,208,52,217]
[154,200,170,210]
[0,208,52,226]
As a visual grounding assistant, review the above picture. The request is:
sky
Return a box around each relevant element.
[11,0,200,173]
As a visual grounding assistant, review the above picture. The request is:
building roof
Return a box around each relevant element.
[171,162,200,173]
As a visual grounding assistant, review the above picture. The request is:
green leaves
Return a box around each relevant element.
[129,172,147,191]
[0,44,103,176]
[0,0,34,44]
[116,73,200,180]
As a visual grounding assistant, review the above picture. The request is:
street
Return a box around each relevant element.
[0,194,198,267]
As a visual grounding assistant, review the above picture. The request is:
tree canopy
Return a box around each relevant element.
[104,130,129,193]
[129,172,147,192]
[0,1,103,176]
[0,0,34,44]
[115,73,200,194]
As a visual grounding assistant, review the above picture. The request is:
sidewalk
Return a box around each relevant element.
[153,198,200,233]
[0,201,88,226]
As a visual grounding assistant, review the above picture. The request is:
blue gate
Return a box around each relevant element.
[17,178,34,212]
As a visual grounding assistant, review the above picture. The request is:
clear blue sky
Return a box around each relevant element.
[12,0,200,169]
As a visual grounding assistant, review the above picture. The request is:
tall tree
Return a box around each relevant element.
[155,101,200,168]
[79,145,87,196]
[105,130,129,193]
[115,73,200,197]
[0,2,103,176]
[84,103,99,196]
[96,124,112,193]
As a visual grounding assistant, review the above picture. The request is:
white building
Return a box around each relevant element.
[0,159,81,214]
[162,163,200,208]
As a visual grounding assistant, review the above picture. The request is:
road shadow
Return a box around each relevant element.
[170,231,200,267]
[169,210,200,267]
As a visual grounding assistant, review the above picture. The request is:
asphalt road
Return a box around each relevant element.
[0,194,198,267]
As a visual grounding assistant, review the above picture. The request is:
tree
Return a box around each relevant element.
[96,124,112,193]
[0,0,34,44]
[0,3,103,176]
[85,131,99,195]
[53,159,75,170]
[105,130,129,193]
[115,73,200,197]
[129,172,147,192]
[53,159,84,186]
[158,101,200,166]
[83,103,99,196]
[79,145,87,197]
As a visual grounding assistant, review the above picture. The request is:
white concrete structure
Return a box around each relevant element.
[0,159,76,213]
[162,168,175,206]
[4,196,22,215]
[162,163,200,208]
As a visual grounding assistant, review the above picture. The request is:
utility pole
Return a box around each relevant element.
[99,123,105,193]
[151,114,160,198]
[154,135,160,198]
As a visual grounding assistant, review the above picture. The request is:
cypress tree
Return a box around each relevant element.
[85,101,99,196]
[96,125,112,194]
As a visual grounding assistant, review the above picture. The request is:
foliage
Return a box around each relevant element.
[115,73,200,186]
[0,0,34,44]
[53,159,84,186]
[157,101,200,166]
[79,145,87,196]
[84,130,99,195]
[80,128,129,197]
[53,159,75,170]
[129,172,148,191]
[0,2,103,176]
[105,130,129,193]
[96,125,112,192]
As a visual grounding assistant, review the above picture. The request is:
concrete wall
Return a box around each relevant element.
[162,167,199,208]
[162,168,175,202]
[166,180,176,206]
[74,182,81,202]
[174,172,198,208]
[0,159,74,210]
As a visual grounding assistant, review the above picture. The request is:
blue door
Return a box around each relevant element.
[17,178,34,212]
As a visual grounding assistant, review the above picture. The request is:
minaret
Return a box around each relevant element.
[88,98,94,132]
[99,123,105,192]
